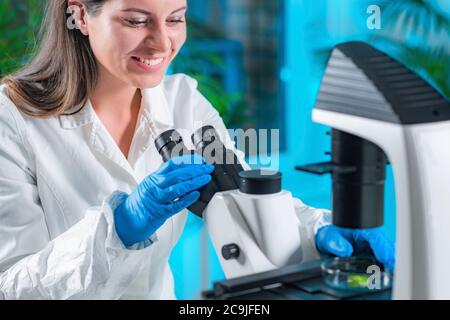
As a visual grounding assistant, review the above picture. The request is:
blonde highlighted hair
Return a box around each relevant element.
[1,0,107,118]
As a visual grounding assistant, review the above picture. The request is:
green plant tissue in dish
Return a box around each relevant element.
[347,274,370,289]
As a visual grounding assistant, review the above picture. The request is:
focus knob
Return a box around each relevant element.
[221,244,240,260]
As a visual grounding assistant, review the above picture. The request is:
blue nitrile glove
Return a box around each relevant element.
[315,225,396,272]
[114,154,214,247]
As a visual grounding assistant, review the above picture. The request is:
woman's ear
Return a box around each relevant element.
[67,0,89,36]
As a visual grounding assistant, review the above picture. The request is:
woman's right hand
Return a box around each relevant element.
[113,154,214,247]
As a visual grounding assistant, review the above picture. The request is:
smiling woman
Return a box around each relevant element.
[81,0,187,90]
[1,0,187,118]
[0,0,238,300]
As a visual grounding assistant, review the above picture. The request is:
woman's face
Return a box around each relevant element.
[83,0,187,89]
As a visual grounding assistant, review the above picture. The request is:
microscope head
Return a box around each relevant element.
[316,42,450,124]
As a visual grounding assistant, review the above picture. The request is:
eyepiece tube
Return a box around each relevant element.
[154,126,246,217]
[154,129,192,162]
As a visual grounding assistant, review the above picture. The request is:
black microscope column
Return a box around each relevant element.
[332,129,387,229]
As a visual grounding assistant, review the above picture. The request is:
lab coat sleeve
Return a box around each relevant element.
[0,102,153,300]
[293,197,332,262]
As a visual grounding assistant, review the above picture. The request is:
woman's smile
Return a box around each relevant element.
[130,55,166,72]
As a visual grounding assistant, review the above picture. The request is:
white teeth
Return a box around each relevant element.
[137,57,163,66]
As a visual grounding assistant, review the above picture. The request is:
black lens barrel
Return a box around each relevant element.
[331,130,387,228]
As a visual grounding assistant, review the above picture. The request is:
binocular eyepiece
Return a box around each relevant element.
[154,126,244,216]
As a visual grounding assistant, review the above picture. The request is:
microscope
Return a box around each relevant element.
[155,42,450,300]
[306,42,450,300]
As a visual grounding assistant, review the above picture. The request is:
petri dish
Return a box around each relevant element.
[321,256,393,292]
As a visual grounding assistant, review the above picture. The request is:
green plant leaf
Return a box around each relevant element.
[0,0,42,77]
[374,0,450,99]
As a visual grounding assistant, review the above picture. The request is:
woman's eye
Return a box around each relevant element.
[122,16,184,27]
[124,19,148,27]
[167,18,185,25]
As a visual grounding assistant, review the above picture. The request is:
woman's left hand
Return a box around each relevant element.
[315,225,396,272]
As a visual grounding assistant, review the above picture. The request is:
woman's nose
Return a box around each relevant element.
[144,22,171,52]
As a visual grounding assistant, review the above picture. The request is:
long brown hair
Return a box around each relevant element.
[1,0,107,118]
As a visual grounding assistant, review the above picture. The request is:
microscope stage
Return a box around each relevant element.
[204,259,391,300]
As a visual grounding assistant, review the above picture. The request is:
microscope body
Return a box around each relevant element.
[310,42,450,299]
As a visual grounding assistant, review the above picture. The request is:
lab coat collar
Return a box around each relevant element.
[58,100,96,129]
[141,85,174,129]
[58,84,174,129]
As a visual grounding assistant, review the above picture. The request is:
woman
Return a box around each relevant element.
[0,0,394,300]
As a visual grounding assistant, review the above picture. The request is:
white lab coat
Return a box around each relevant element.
[0,74,329,300]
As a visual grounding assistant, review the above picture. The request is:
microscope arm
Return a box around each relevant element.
[232,145,330,263]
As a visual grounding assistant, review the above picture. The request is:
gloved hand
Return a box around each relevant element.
[114,154,214,247]
[315,225,395,272]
